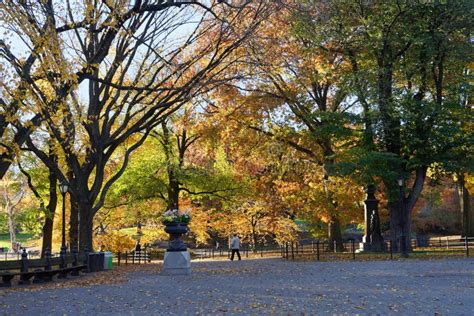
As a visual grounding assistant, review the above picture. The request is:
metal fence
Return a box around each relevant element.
[0,250,56,261]
[2,236,472,265]
[279,236,472,261]
[183,236,473,262]
[113,246,283,265]
[115,250,151,265]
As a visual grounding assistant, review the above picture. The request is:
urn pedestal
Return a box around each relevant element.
[162,223,191,275]
[163,251,191,275]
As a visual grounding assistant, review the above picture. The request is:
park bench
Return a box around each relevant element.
[0,267,85,286]
[0,249,88,287]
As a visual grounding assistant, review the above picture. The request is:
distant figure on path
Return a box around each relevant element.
[230,234,241,261]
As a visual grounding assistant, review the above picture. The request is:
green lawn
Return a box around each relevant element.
[120,227,161,237]
[0,233,38,250]
[120,227,138,235]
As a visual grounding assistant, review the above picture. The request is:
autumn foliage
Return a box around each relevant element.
[0,0,472,254]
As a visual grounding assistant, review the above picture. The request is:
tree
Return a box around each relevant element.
[413,179,462,235]
[198,95,325,245]
[1,1,268,251]
[457,173,474,237]
[204,6,360,247]
[293,0,473,250]
[108,116,238,207]
[245,4,360,249]
[0,171,25,251]
[17,149,58,257]
[102,112,242,246]
[152,117,237,211]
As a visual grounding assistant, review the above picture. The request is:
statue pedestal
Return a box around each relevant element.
[357,185,384,253]
[162,251,191,275]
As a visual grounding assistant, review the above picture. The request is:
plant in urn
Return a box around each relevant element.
[161,209,191,252]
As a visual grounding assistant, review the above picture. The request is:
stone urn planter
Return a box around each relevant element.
[162,222,191,275]
[164,223,188,252]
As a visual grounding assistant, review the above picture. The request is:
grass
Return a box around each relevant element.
[288,248,468,262]
[120,227,137,235]
[119,227,167,243]
[0,233,40,249]
[119,227,153,238]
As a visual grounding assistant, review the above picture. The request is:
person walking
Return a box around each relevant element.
[230,234,241,261]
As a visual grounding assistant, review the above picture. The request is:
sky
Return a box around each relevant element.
[1,1,209,104]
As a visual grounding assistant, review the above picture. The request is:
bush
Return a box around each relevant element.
[95,231,135,253]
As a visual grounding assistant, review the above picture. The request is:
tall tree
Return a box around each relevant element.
[205,3,360,249]
[18,148,58,257]
[294,0,473,250]
[0,171,25,251]
[1,0,268,251]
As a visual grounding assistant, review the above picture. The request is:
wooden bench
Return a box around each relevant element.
[1,272,15,286]
[0,265,87,287]
[0,250,88,287]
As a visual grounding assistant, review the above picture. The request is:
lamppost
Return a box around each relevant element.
[133,222,143,252]
[59,180,69,268]
[398,178,408,258]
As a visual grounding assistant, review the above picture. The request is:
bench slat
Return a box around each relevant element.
[0,264,87,287]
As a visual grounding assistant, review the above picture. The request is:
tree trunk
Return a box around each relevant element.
[388,200,401,252]
[404,201,413,252]
[389,167,426,253]
[321,154,344,252]
[161,121,181,211]
[0,160,12,181]
[2,179,18,251]
[69,197,79,251]
[7,205,17,252]
[404,167,427,251]
[167,179,180,210]
[389,195,416,253]
[41,169,57,257]
[41,216,54,257]
[78,199,94,252]
[67,171,79,251]
[327,216,343,251]
[252,222,258,253]
[458,173,473,237]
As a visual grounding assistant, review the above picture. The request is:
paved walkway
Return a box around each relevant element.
[1,258,473,315]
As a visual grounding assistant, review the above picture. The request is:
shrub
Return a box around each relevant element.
[95,231,135,253]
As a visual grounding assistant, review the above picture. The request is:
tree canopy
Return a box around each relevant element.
[1,0,472,253]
